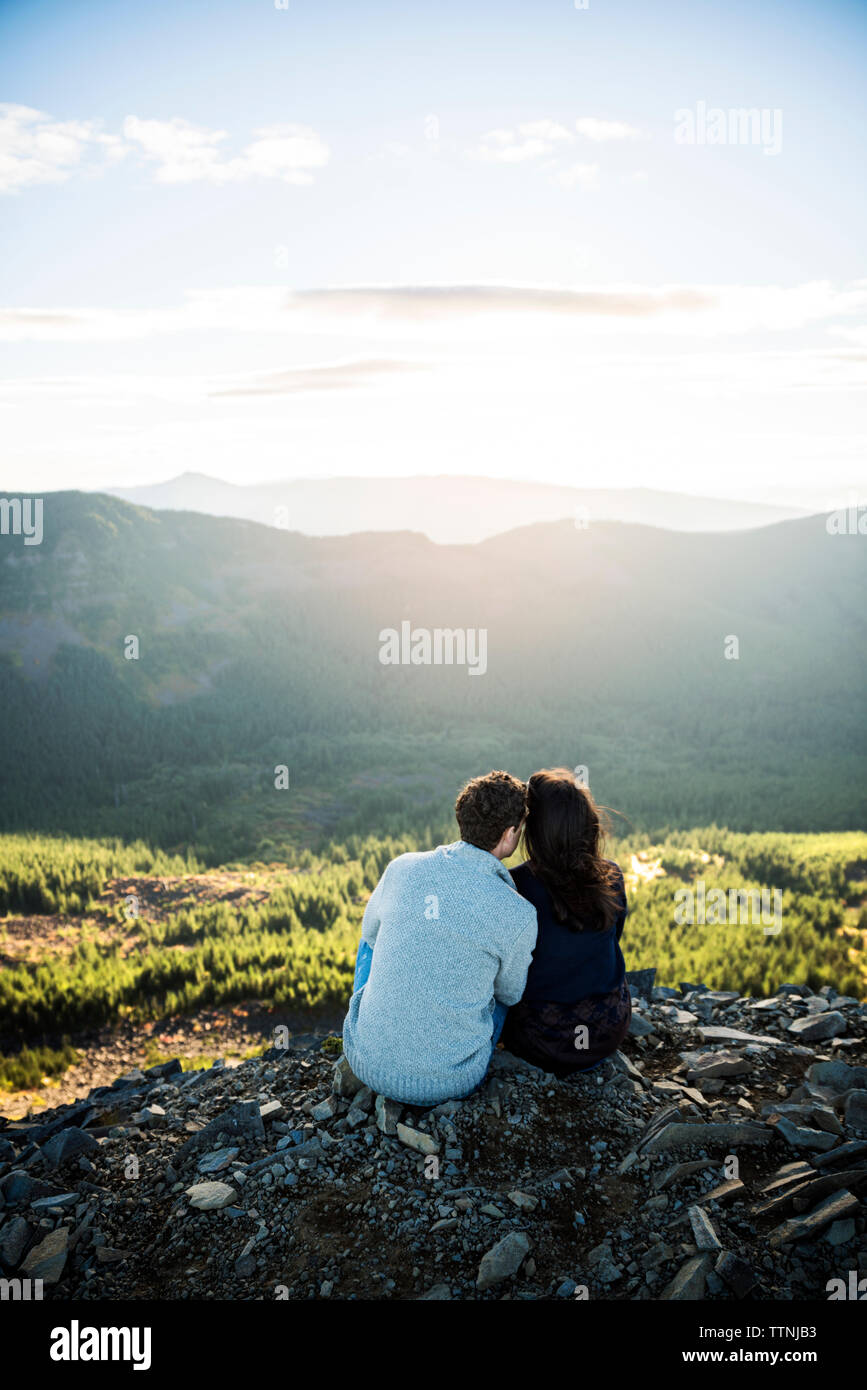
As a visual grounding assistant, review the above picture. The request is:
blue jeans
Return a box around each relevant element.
[352,938,508,1052]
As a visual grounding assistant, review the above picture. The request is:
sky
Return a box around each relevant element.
[1,0,866,507]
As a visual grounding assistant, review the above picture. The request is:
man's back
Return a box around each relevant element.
[342,840,538,1105]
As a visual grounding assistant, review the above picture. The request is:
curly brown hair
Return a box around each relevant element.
[455,770,527,851]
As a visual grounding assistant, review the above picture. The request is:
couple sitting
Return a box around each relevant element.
[342,767,631,1106]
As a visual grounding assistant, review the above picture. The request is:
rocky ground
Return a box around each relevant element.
[2,972,866,1301]
[0,1004,345,1121]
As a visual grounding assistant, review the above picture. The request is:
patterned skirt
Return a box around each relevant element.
[501,978,632,1077]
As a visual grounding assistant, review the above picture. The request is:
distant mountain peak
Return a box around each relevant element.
[95,474,808,544]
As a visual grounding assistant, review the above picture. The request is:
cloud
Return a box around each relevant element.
[467,116,645,183]
[555,162,600,191]
[516,120,574,143]
[470,119,574,165]
[575,117,645,142]
[0,103,125,194]
[831,324,867,348]
[0,105,329,194]
[4,281,867,346]
[287,283,714,320]
[122,116,329,185]
[210,358,425,396]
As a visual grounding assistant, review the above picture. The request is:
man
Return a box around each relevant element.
[342,770,538,1105]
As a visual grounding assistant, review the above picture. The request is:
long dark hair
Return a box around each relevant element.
[521,768,622,932]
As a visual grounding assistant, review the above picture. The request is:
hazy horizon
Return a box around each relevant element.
[2,0,866,502]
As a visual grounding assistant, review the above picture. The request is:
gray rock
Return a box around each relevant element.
[41,1127,99,1168]
[145,1058,183,1080]
[626,969,656,998]
[641,1242,674,1271]
[375,1095,402,1135]
[477,1231,531,1290]
[658,1007,699,1026]
[825,1218,856,1246]
[258,1100,285,1122]
[715,1251,758,1297]
[21,1225,68,1284]
[95,1246,128,1264]
[0,1215,30,1268]
[311,1096,338,1122]
[609,1052,645,1085]
[788,1012,847,1042]
[332,1055,364,1098]
[787,1167,867,1212]
[698,1027,780,1046]
[595,1256,623,1285]
[687,1051,751,1080]
[30,1192,78,1211]
[766,1114,839,1151]
[640,1121,771,1155]
[396,1124,440,1155]
[185,1181,238,1210]
[843,1090,867,1133]
[653,1160,710,1192]
[140,1105,167,1128]
[759,1161,815,1194]
[0,1171,65,1206]
[177,1100,265,1160]
[487,1049,546,1075]
[507,1190,539,1210]
[628,1013,656,1038]
[660,1253,713,1300]
[349,1085,374,1114]
[284,1137,324,1165]
[480,1203,506,1218]
[197,1146,240,1174]
[770,1188,860,1247]
[697,1178,745,1206]
[688,1205,722,1251]
[806,1060,867,1093]
[813,1139,867,1169]
[418,1282,452,1299]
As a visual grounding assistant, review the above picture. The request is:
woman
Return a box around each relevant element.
[502,768,631,1077]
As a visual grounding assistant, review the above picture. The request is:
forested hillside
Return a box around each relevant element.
[1,826,864,1088]
[1,493,864,861]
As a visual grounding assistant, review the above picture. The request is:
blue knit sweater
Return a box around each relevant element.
[342,841,538,1104]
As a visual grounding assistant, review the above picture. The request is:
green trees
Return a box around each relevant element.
[0,834,198,914]
[0,826,864,1073]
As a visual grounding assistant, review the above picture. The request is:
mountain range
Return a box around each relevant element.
[100,473,809,545]
[0,492,863,855]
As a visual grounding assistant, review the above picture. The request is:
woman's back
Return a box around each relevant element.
[510,858,627,1004]
[500,766,632,1076]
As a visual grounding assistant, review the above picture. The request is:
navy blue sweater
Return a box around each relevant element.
[509,859,627,1004]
